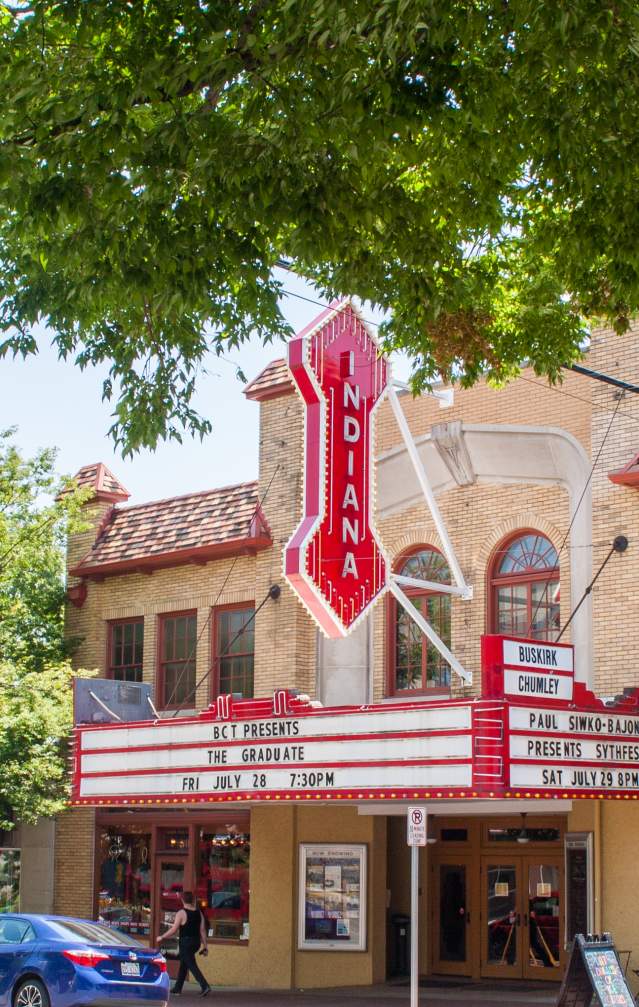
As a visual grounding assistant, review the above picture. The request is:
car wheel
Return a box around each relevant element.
[13,979,50,1007]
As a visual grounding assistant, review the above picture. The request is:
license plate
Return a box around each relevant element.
[121,962,140,976]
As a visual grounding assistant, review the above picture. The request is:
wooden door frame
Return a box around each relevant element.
[426,813,566,982]
[430,854,477,977]
[479,853,564,982]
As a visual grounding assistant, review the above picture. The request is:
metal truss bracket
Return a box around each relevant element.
[386,383,473,685]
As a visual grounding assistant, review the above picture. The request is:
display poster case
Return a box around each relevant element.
[298,844,366,951]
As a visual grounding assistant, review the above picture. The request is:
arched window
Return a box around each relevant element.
[388,547,451,694]
[490,532,560,640]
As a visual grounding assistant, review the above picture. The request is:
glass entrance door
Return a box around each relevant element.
[482,861,521,979]
[155,858,186,973]
[524,860,561,979]
[481,856,563,980]
[432,859,472,976]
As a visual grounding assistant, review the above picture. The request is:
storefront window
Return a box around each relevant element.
[0,850,20,911]
[298,844,367,951]
[98,829,151,936]
[196,825,250,941]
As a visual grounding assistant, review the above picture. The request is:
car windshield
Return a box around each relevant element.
[46,920,143,946]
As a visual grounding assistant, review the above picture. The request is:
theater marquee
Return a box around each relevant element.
[71,635,639,807]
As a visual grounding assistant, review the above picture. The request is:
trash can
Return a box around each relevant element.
[390,913,411,976]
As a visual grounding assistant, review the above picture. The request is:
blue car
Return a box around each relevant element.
[0,915,169,1007]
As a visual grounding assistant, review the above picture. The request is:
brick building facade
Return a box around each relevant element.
[54,307,639,990]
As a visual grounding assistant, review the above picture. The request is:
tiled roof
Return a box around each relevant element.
[244,358,294,401]
[67,463,130,502]
[70,481,271,578]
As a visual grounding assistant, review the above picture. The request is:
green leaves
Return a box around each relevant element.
[0,433,93,829]
[0,662,79,829]
[2,0,639,451]
[0,430,90,673]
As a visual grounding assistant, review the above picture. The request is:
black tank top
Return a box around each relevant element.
[179,907,202,944]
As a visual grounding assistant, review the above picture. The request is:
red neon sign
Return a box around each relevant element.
[284,302,389,637]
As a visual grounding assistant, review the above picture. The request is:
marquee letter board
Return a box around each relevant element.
[556,934,634,1007]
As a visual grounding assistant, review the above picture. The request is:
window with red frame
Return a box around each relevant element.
[390,548,451,693]
[214,607,255,699]
[490,532,560,640]
[108,620,144,683]
[158,612,197,708]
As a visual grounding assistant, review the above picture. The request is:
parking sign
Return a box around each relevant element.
[407,806,427,846]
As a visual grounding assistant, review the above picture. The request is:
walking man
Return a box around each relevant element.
[157,891,211,997]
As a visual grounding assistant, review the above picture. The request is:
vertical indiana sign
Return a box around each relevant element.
[284,301,389,637]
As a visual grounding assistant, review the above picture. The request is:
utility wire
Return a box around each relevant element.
[162,463,281,714]
[555,536,628,642]
[517,375,639,427]
[526,395,622,638]
[170,583,280,718]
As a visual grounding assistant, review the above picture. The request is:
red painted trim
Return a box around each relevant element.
[70,534,272,580]
[157,610,198,710]
[210,601,255,702]
[81,754,472,781]
[70,786,476,807]
[244,380,295,403]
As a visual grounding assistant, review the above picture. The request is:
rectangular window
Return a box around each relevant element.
[298,843,367,951]
[109,620,144,683]
[159,612,197,709]
[213,606,255,699]
[196,824,250,942]
[97,828,151,937]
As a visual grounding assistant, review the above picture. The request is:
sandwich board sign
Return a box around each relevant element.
[556,933,634,1007]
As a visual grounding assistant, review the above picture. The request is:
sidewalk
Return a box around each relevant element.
[171,978,559,1006]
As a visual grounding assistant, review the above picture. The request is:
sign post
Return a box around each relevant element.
[407,807,427,1007]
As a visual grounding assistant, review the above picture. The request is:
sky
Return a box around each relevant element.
[1,269,409,504]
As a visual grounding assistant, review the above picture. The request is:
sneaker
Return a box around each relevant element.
[198,987,211,997]
[171,990,182,997]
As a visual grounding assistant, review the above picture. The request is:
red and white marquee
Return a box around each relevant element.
[71,635,639,807]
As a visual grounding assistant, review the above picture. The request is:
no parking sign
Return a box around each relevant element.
[407,806,427,846]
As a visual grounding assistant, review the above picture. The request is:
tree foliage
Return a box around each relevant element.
[0,662,77,829]
[0,432,89,826]
[0,429,88,672]
[1,1,639,452]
